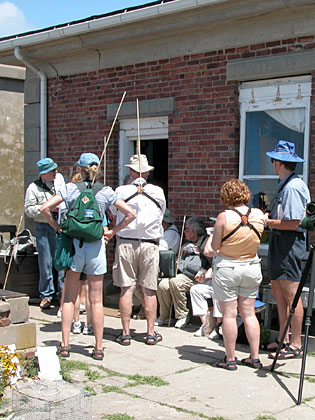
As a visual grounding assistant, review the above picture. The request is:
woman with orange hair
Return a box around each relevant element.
[205,179,265,371]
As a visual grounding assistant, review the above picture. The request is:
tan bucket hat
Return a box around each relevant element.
[125,154,154,173]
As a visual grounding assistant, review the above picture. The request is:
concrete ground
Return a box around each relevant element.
[2,304,315,420]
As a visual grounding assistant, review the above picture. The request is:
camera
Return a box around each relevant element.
[301,201,315,231]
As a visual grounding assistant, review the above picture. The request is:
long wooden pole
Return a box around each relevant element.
[168,215,186,326]
[136,98,142,179]
[3,215,23,291]
[92,91,127,185]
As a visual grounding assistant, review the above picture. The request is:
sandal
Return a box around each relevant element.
[57,344,71,358]
[269,345,303,360]
[241,357,263,369]
[261,338,286,351]
[145,332,162,345]
[215,356,237,371]
[115,334,131,346]
[92,348,104,361]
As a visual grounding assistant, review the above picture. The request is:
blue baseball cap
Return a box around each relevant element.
[266,140,304,163]
[76,153,100,167]
[37,158,58,174]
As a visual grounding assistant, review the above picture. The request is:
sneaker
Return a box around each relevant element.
[154,318,169,326]
[72,321,82,334]
[40,298,51,309]
[80,304,86,314]
[175,316,188,329]
[208,329,220,340]
[57,310,62,319]
[83,324,94,335]
[194,324,205,337]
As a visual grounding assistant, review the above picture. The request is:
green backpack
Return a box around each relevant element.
[61,182,104,246]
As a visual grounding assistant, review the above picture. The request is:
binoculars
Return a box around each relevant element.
[301,201,315,231]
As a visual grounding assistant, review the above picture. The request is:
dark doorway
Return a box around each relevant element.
[133,139,168,202]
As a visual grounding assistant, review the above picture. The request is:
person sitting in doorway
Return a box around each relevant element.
[155,216,210,328]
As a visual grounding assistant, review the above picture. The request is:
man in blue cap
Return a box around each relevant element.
[265,140,310,359]
[25,158,65,309]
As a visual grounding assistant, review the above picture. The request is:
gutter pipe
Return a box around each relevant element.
[14,46,47,159]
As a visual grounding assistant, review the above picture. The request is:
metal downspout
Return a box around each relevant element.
[14,46,47,158]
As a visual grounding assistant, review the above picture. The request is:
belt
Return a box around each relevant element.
[120,237,160,246]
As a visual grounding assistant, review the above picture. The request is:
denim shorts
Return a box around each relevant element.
[70,237,107,275]
[268,230,306,282]
[212,256,262,302]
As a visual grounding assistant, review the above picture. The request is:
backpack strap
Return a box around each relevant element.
[221,208,261,243]
[34,178,55,195]
[125,186,162,211]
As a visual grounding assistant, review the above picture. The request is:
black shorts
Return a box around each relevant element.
[268,230,306,282]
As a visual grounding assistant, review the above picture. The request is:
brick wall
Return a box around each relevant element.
[47,34,315,238]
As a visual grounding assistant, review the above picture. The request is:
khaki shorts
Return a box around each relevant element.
[112,238,159,290]
[212,256,262,302]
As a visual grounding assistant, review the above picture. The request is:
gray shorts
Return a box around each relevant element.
[268,230,306,282]
[212,256,262,302]
[112,238,160,290]
[70,238,107,275]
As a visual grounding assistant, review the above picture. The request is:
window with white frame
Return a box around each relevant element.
[239,76,311,211]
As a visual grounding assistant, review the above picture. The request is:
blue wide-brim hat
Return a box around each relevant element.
[37,158,58,174]
[266,140,304,163]
[76,153,100,167]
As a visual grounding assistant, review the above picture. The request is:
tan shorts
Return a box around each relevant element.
[212,256,262,302]
[112,238,160,290]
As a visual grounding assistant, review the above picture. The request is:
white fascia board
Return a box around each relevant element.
[0,0,225,52]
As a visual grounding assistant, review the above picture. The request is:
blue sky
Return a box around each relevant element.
[0,1,150,37]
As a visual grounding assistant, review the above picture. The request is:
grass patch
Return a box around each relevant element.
[307,352,315,357]
[99,367,126,378]
[102,385,125,394]
[125,374,168,387]
[304,376,315,383]
[255,416,276,420]
[85,370,102,381]
[175,367,195,374]
[60,359,90,382]
[84,385,97,396]
[102,415,135,420]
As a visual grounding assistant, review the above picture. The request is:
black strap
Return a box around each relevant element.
[34,178,55,195]
[269,172,296,213]
[221,208,261,242]
[125,188,162,210]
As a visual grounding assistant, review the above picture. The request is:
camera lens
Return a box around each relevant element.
[306,202,315,215]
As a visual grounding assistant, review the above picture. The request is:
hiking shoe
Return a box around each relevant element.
[175,316,188,329]
[72,321,82,334]
[154,318,169,326]
[83,324,94,335]
[194,324,205,337]
[40,298,51,309]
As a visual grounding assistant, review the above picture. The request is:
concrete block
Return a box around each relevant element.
[107,97,174,120]
[6,296,30,324]
[25,127,40,152]
[0,321,36,350]
[24,102,40,127]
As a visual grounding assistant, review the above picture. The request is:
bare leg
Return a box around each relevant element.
[219,299,238,361]
[87,274,104,351]
[142,287,157,336]
[238,296,260,360]
[271,280,290,344]
[61,270,81,347]
[84,281,92,326]
[119,285,136,336]
[281,280,303,349]
[73,287,81,323]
